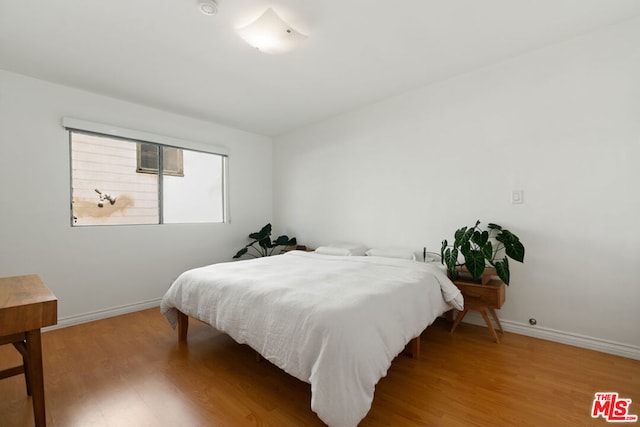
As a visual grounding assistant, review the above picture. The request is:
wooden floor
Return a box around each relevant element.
[0,309,638,426]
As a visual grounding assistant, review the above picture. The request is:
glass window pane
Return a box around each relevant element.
[71,132,159,226]
[163,149,224,223]
[137,143,183,176]
[163,147,184,176]
[138,142,157,171]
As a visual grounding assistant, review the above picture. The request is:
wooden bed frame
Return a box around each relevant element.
[176,310,422,359]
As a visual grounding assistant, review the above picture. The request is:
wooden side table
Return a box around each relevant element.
[283,245,314,252]
[449,268,505,343]
[0,275,58,427]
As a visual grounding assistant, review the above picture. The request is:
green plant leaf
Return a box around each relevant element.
[462,227,474,243]
[464,250,486,279]
[273,235,292,246]
[233,247,248,259]
[495,229,512,241]
[497,230,525,262]
[505,239,525,263]
[495,257,510,285]
[481,241,493,260]
[487,223,502,230]
[249,223,272,241]
[472,230,489,247]
[444,248,458,279]
[454,227,467,247]
[440,240,448,264]
[258,237,271,249]
[460,241,471,257]
[472,230,481,246]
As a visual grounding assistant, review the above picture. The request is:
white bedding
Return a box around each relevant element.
[160,251,462,427]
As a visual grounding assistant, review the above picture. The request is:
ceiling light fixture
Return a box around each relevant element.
[198,0,218,16]
[236,8,307,54]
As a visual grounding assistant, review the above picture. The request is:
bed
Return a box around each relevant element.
[160,250,463,427]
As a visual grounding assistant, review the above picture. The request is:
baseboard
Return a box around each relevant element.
[44,298,162,331]
[461,313,640,360]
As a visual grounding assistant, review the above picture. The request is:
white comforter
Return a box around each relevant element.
[160,251,462,427]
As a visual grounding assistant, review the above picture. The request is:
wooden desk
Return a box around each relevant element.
[0,275,57,427]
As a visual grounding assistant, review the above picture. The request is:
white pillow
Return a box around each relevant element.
[314,243,368,256]
[315,246,353,256]
[327,242,368,256]
[365,248,417,261]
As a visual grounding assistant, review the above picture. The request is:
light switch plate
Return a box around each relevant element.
[511,190,524,204]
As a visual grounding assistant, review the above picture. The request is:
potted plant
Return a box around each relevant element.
[440,220,525,285]
[233,223,297,259]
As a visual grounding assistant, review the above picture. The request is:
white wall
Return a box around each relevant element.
[273,18,640,352]
[0,70,272,323]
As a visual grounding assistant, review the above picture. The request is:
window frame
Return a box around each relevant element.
[136,143,184,177]
[64,118,229,226]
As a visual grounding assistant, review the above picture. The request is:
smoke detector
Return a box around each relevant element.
[198,0,218,15]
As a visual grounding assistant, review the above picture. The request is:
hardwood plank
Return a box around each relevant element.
[1,308,638,426]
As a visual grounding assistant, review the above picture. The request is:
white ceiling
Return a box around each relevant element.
[2,1,639,136]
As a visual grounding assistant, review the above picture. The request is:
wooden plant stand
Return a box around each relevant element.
[449,268,505,343]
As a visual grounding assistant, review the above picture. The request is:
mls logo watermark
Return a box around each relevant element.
[592,392,638,422]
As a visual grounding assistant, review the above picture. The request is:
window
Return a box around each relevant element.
[66,119,228,226]
[137,143,184,177]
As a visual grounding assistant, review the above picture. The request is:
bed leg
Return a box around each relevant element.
[177,310,189,342]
